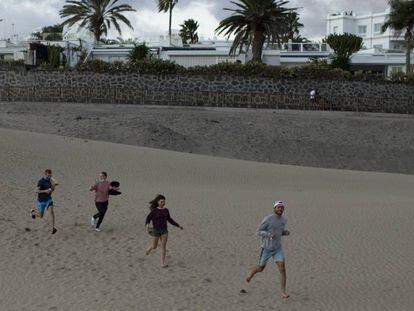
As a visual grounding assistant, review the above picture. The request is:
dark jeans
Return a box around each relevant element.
[93,201,108,229]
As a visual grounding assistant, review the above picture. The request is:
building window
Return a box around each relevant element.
[393,43,402,50]
[333,26,339,33]
[358,25,367,35]
[374,23,382,33]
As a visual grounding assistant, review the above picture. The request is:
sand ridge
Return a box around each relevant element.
[1,128,414,311]
[1,102,413,174]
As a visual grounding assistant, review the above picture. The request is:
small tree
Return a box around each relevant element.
[128,43,150,62]
[32,24,64,41]
[325,33,363,70]
[47,45,64,67]
[179,19,199,44]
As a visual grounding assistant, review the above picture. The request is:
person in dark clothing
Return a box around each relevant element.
[31,169,58,234]
[145,194,183,267]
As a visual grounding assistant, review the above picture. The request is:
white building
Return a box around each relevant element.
[0,40,26,61]
[327,9,412,75]
[326,9,404,51]
[91,41,330,68]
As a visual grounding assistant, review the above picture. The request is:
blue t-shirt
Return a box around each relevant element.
[37,178,52,202]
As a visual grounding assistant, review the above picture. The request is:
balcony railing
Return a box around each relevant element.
[267,43,329,52]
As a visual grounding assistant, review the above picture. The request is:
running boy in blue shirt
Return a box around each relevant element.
[31,169,57,234]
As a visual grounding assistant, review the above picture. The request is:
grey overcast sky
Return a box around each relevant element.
[0,0,388,41]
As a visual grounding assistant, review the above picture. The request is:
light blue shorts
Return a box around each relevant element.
[37,200,53,214]
[259,247,284,267]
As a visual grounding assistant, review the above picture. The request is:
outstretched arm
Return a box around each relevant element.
[166,210,183,229]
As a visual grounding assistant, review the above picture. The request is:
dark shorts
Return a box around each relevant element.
[148,228,168,237]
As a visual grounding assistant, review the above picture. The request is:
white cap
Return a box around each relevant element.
[273,201,285,208]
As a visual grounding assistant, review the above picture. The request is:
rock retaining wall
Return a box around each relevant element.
[0,70,413,113]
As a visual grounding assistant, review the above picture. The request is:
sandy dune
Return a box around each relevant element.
[1,128,414,311]
[1,102,414,174]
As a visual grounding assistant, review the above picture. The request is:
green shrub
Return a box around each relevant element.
[75,58,183,74]
[406,72,414,83]
[47,45,64,68]
[187,61,269,76]
[2,55,413,84]
[128,43,150,63]
[75,59,112,72]
[0,59,25,65]
[390,71,406,82]
[129,58,184,74]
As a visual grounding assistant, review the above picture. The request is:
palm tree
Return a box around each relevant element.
[216,0,294,62]
[382,0,414,75]
[31,24,64,41]
[60,0,136,43]
[179,19,199,44]
[281,12,303,43]
[158,0,178,46]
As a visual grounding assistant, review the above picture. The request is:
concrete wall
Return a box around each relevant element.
[0,70,413,113]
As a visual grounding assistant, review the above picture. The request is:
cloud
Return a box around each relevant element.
[122,1,220,40]
[0,0,389,41]
[0,0,61,39]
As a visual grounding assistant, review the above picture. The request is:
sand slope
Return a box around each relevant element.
[1,128,414,311]
[1,102,414,174]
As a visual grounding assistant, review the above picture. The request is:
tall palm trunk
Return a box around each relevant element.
[252,30,265,62]
[93,28,101,43]
[169,5,173,45]
[405,28,412,75]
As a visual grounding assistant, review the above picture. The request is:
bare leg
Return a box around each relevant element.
[246,266,264,283]
[146,236,159,255]
[276,261,289,298]
[160,233,168,267]
[31,209,43,219]
[47,206,57,234]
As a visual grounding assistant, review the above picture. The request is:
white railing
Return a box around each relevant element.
[267,43,329,52]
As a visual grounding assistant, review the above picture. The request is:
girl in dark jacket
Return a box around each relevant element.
[145,194,183,267]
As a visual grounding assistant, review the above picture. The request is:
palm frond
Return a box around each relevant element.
[59,0,136,41]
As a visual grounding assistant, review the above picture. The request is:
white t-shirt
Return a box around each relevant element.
[310,90,316,99]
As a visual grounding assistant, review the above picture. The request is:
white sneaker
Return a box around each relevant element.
[90,217,96,226]
[95,228,101,232]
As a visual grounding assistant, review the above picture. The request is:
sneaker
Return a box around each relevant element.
[31,209,36,219]
[95,228,101,232]
[90,217,96,226]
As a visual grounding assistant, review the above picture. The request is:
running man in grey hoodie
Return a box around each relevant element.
[246,201,290,299]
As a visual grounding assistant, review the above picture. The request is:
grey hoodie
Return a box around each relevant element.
[256,214,287,251]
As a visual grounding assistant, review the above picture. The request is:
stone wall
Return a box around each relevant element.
[0,70,413,113]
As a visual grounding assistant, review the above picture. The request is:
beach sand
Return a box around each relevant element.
[1,102,413,174]
[1,127,414,310]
